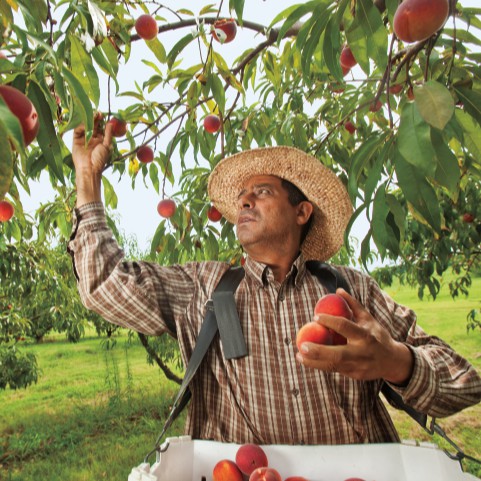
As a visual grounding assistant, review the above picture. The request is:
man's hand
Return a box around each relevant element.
[296,289,414,385]
[72,112,113,207]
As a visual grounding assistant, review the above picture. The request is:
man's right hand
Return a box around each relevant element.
[72,112,113,207]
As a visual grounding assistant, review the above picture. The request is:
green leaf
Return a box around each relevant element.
[102,176,118,209]
[348,133,386,203]
[431,129,460,196]
[210,74,225,113]
[167,33,194,69]
[229,0,245,23]
[0,123,14,199]
[414,81,454,130]
[149,162,160,194]
[145,37,167,64]
[455,87,481,127]
[394,151,442,232]
[397,102,437,177]
[323,17,342,80]
[70,36,100,105]
[62,66,94,134]
[92,40,120,87]
[455,109,481,160]
[274,1,319,42]
[372,186,401,257]
[28,81,65,184]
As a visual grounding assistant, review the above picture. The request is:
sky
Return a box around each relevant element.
[19,0,479,261]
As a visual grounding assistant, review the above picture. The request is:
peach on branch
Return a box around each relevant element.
[157,198,176,219]
[344,120,356,134]
[0,200,14,222]
[107,117,127,137]
[207,205,222,222]
[135,14,158,41]
[0,84,39,147]
[203,114,221,133]
[212,18,237,44]
[340,45,357,69]
[235,443,268,476]
[463,213,475,223]
[393,0,449,43]
[369,100,383,112]
[137,145,154,163]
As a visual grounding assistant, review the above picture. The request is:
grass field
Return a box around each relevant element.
[0,276,480,480]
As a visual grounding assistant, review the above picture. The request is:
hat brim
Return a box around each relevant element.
[207,146,353,261]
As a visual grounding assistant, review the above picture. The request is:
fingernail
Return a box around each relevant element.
[300,343,309,353]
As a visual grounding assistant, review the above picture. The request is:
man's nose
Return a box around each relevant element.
[237,192,254,209]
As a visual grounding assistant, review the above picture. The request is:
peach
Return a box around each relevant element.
[207,205,222,222]
[369,100,383,112]
[137,145,154,163]
[314,293,353,345]
[0,200,14,222]
[249,467,282,481]
[157,198,176,218]
[107,117,127,137]
[235,443,268,476]
[203,114,221,133]
[212,18,237,44]
[296,321,333,349]
[135,14,158,41]
[344,120,356,134]
[0,84,39,147]
[393,0,449,43]
[213,459,243,481]
[340,46,357,69]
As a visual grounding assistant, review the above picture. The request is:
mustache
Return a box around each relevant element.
[237,209,259,222]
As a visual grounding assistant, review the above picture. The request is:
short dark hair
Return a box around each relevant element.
[281,179,313,243]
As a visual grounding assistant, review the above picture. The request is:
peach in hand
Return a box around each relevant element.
[296,321,333,349]
[314,293,353,345]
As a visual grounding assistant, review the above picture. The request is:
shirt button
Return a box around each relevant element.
[291,388,299,397]
[284,337,291,345]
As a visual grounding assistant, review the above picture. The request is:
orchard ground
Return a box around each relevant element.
[1,275,480,480]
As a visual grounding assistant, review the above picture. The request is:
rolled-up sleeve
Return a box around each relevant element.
[364,274,481,418]
[67,202,194,336]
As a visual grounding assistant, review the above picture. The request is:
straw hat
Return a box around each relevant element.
[207,146,353,261]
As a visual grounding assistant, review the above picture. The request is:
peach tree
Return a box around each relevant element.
[1,0,481,384]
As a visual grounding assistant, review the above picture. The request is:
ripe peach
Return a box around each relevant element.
[213,459,243,481]
[369,100,383,112]
[157,198,176,218]
[137,144,154,163]
[207,205,222,222]
[107,117,127,137]
[406,86,415,101]
[0,84,39,147]
[314,293,353,345]
[389,83,403,95]
[212,18,237,44]
[344,120,356,134]
[135,14,158,41]
[342,64,350,77]
[340,46,357,69]
[0,200,14,222]
[203,114,221,133]
[463,213,474,223]
[249,467,282,481]
[296,321,333,349]
[393,0,449,43]
[235,443,268,476]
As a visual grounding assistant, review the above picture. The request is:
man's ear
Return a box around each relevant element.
[296,201,314,226]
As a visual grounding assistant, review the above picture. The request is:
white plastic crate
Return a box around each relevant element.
[129,436,480,481]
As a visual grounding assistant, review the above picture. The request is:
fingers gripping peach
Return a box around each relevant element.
[296,293,353,349]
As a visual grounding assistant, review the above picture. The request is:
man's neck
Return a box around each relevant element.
[247,250,299,283]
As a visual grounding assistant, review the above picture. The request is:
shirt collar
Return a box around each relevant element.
[243,253,307,287]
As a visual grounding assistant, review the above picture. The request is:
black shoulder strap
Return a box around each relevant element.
[305,260,351,295]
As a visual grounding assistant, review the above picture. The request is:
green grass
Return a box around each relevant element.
[0,276,480,480]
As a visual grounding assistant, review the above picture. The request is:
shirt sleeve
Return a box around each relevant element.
[67,202,194,336]
[364,273,481,418]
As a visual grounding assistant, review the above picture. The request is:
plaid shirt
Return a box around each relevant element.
[68,202,481,445]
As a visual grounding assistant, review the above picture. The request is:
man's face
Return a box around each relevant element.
[236,175,302,253]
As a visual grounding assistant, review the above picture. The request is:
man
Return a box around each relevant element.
[68,115,481,445]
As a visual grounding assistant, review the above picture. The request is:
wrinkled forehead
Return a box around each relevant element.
[239,174,283,192]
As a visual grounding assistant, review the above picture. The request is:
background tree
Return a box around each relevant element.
[1,0,480,387]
